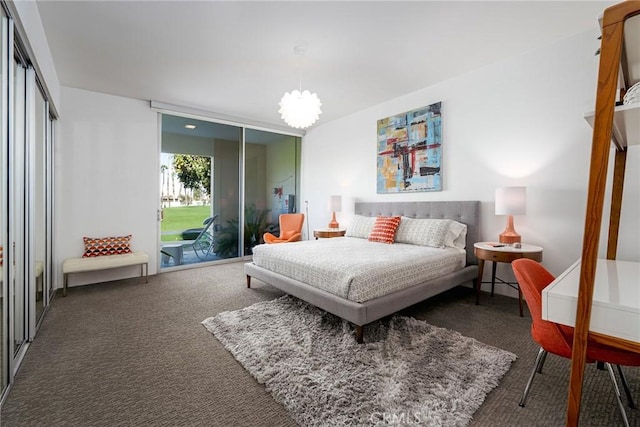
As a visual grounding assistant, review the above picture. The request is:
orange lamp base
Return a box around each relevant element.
[499,215,521,244]
[328,212,339,229]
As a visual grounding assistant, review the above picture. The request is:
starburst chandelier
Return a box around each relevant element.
[278,46,322,129]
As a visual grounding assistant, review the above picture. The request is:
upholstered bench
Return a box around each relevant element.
[62,251,149,296]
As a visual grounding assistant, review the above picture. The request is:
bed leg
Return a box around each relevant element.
[246,275,251,288]
[354,325,364,343]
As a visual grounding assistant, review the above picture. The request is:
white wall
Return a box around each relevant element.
[56,87,159,288]
[302,28,640,296]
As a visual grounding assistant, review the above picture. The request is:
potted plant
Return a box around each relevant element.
[213,204,273,257]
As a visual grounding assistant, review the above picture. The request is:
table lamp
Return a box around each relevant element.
[328,195,342,229]
[495,186,526,244]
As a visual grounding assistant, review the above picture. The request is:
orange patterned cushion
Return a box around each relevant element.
[368,216,401,244]
[83,235,132,257]
[0,245,3,266]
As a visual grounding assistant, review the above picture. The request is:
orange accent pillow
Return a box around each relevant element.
[0,244,3,267]
[83,235,132,257]
[368,216,401,244]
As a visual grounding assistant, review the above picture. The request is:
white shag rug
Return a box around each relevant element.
[202,296,516,426]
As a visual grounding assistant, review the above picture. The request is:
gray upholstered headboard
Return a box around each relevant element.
[354,201,481,266]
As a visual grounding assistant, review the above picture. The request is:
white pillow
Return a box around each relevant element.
[345,215,376,239]
[395,217,452,248]
[395,217,467,249]
[446,221,467,249]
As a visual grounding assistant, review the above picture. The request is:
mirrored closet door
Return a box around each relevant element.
[0,10,55,400]
[0,6,8,399]
[11,46,28,361]
[33,83,50,326]
[12,48,54,363]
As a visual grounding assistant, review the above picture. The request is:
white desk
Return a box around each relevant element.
[542,258,640,344]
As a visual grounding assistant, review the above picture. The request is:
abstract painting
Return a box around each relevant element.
[377,102,442,193]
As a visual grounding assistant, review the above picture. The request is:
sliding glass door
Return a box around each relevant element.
[244,129,301,255]
[158,113,301,269]
[159,115,241,267]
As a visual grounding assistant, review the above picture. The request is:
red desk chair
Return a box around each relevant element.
[263,213,305,244]
[512,258,639,426]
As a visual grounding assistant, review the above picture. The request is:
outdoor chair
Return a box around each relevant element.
[181,215,219,260]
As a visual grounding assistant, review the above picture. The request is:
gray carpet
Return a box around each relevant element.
[1,260,638,426]
[203,296,516,426]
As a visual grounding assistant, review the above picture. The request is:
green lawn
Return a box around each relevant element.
[161,205,211,241]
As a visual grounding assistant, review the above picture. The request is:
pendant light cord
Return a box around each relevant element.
[294,44,306,93]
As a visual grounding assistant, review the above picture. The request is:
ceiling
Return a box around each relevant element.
[35,1,613,131]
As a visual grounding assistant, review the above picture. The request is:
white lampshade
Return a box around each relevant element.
[495,187,526,215]
[278,89,322,129]
[328,195,342,212]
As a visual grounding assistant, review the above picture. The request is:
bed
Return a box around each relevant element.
[245,201,480,342]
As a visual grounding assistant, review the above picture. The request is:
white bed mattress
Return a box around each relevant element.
[251,237,466,303]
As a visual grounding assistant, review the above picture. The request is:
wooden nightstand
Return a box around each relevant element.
[313,229,346,239]
[473,242,543,316]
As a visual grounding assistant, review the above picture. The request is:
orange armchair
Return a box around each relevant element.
[512,259,640,425]
[263,213,305,244]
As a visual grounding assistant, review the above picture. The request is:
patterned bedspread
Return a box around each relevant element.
[251,237,466,303]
